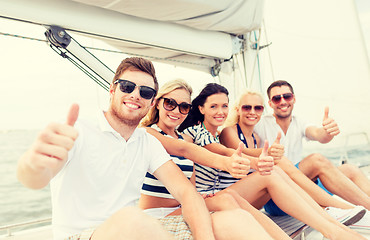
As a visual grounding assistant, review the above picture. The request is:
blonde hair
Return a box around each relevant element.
[140,79,193,127]
[224,89,264,127]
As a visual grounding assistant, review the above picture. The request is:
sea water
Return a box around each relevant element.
[1,129,369,229]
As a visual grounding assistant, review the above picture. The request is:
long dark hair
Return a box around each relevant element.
[178,83,229,132]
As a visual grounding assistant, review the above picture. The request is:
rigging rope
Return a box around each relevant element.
[262,20,276,83]
[0,31,210,67]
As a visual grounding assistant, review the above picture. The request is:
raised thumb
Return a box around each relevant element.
[236,142,244,156]
[274,131,281,144]
[66,104,79,126]
[261,140,269,157]
[323,106,329,121]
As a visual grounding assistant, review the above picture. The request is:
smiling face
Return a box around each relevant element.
[268,85,296,119]
[199,93,229,128]
[109,69,155,126]
[237,94,264,127]
[157,88,191,131]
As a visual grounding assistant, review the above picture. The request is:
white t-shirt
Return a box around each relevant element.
[50,111,170,240]
[254,114,313,165]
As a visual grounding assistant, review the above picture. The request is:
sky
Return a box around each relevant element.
[0,0,369,131]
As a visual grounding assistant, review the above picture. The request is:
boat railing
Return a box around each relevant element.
[0,217,51,237]
[340,131,370,167]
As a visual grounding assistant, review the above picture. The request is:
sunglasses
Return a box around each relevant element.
[161,98,192,115]
[271,93,294,104]
[241,105,264,113]
[114,79,157,100]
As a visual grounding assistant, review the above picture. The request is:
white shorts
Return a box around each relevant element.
[143,206,180,218]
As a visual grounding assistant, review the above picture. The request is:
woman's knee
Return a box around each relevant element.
[338,164,360,180]
[213,190,240,210]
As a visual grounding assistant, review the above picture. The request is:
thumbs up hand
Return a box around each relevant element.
[322,107,340,136]
[226,142,251,179]
[25,104,80,173]
[268,132,285,164]
[258,141,274,175]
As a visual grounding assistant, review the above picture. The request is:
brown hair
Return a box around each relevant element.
[113,57,158,92]
[267,80,294,99]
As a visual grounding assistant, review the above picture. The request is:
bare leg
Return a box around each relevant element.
[338,164,370,196]
[212,209,273,240]
[227,168,365,240]
[205,190,290,240]
[277,157,353,209]
[299,154,370,209]
[92,206,174,240]
[273,167,363,234]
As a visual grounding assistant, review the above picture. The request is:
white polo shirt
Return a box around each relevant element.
[50,111,170,240]
[254,114,313,165]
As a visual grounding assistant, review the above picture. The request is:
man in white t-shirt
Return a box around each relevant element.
[16,57,218,240]
[254,80,370,210]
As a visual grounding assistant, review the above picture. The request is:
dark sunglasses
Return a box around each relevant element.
[271,93,294,104]
[161,98,192,115]
[114,79,157,100]
[241,105,264,113]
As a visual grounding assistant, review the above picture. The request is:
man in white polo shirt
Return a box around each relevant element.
[254,80,370,211]
[17,57,217,240]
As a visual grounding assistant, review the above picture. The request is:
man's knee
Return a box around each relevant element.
[304,153,334,171]
[103,206,159,236]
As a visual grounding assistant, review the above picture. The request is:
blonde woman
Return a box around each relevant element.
[220,90,365,218]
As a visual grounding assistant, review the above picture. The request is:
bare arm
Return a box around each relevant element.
[305,107,340,143]
[17,104,79,189]
[202,142,262,171]
[220,126,261,157]
[154,161,215,240]
[145,127,250,178]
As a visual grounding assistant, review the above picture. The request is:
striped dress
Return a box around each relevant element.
[183,123,239,194]
[141,124,194,199]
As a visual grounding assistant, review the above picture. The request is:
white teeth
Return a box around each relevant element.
[125,103,139,109]
[168,115,179,120]
[280,106,288,110]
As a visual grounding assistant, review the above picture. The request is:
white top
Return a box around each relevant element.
[50,111,170,240]
[183,124,239,194]
[254,114,313,165]
[141,124,194,199]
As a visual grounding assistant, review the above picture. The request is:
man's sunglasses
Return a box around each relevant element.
[161,98,192,115]
[241,105,264,113]
[114,79,157,100]
[271,93,294,104]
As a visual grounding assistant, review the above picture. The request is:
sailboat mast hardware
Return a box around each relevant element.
[45,25,114,91]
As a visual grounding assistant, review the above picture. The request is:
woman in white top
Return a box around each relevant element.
[178,83,365,240]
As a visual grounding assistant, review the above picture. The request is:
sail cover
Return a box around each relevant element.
[72,0,264,35]
[0,0,264,73]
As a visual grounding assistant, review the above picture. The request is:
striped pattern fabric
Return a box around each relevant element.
[183,124,239,194]
[141,124,194,199]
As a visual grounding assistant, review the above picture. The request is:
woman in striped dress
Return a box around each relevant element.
[178,83,365,240]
